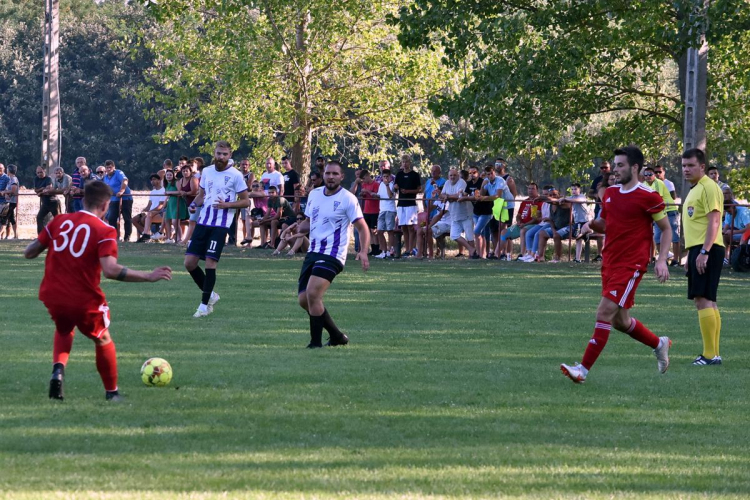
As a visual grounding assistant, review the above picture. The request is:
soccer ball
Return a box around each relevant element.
[140,357,173,387]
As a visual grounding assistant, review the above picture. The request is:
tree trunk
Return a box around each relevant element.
[292,126,312,185]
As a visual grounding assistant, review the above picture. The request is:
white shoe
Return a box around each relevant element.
[150,232,164,240]
[374,251,389,259]
[164,239,175,244]
[654,336,671,374]
[208,291,220,307]
[193,304,212,318]
[560,363,587,383]
[667,251,674,259]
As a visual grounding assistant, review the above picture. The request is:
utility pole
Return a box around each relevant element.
[42,0,61,172]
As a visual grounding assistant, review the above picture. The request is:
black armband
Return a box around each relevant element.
[116,267,128,281]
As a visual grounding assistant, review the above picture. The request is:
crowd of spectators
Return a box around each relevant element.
[1,154,748,266]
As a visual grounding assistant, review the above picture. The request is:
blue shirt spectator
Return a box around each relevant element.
[423,166,446,217]
[724,204,750,231]
[0,170,9,203]
[104,167,132,201]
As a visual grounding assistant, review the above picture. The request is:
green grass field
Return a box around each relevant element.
[1,241,749,499]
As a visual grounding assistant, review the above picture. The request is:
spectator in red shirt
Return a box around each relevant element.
[498,183,542,260]
[357,170,381,256]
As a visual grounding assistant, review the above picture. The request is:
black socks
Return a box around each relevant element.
[309,314,325,346]
[202,268,216,305]
[189,266,205,289]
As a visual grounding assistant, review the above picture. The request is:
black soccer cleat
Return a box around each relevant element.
[306,342,323,349]
[105,390,123,402]
[326,333,350,347]
[692,355,722,366]
[49,367,65,401]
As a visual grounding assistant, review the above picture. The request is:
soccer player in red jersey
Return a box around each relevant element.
[561,146,673,383]
[24,181,172,401]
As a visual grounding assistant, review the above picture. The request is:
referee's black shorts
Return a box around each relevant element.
[298,252,344,294]
[686,244,723,301]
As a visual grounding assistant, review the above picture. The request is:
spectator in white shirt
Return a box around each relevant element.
[438,168,476,257]
[260,157,284,195]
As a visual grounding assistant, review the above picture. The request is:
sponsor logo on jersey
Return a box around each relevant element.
[687,206,694,217]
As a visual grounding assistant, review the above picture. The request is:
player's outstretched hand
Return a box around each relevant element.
[148,266,173,282]
[358,252,369,272]
[654,260,669,283]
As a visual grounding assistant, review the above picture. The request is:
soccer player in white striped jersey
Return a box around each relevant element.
[296,160,370,348]
[184,141,250,317]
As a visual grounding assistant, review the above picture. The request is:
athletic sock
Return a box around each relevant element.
[581,321,611,370]
[309,314,324,346]
[713,308,721,357]
[189,266,206,290]
[371,244,380,254]
[95,341,118,392]
[202,269,216,305]
[321,308,343,339]
[698,308,717,359]
[625,318,660,349]
[53,330,75,365]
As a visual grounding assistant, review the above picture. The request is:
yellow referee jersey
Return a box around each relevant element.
[682,175,724,249]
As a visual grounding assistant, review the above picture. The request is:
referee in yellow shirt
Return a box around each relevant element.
[681,148,725,366]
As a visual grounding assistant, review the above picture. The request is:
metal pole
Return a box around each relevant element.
[42,0,61,172]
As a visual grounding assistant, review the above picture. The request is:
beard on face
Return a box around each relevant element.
[214,157,228,169]
[325,177,340,190]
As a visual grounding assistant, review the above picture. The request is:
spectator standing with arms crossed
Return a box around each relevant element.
[103,160,133,242]
[394,155,422,257]
[681,149,725,366]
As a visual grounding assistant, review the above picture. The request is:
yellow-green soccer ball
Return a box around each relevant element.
[140,357,173,387]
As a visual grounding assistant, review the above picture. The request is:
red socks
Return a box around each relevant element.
[95,341,118,392]
[581,321,611,369]
[626,318,660,349]
[53,330,75,365]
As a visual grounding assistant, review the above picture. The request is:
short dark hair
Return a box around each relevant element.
[706,165,718,173]
[360,169,370,177]
[613,146,644,171]
[7,164,17,175]
[149,173,161,181]
[179,155,189,162]
[642,166,654,173]
[326,160,343,171]
[193,157,205,168]
[310,171,320,179]
[484,165,494,173]
[268,185,278,192]
[682,148,706,165]
[571,182,581,188]
[281,156,290,162]
[83,180,112,209]
[528,182,538,189]
[316,156,325,162]
[104,160,115,167]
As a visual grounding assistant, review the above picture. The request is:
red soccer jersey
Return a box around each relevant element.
[37,211,118,308]
[600,184,665,269]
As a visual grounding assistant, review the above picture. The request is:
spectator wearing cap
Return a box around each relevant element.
[375,168,397,258]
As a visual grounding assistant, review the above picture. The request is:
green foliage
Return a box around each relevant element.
[2,242,750,498]
[394,0,750,178]
[0,0,200,188]
[138,0,454,178]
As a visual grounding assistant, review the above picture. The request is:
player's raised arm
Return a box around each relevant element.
[100,256,172,283]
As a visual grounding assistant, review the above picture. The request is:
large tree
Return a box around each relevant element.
[394,0,750,177]
[139,0,453,179]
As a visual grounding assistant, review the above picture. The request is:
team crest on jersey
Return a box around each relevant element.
[333,201,340,210]
[224,176,230,185]
[687,206,694,217]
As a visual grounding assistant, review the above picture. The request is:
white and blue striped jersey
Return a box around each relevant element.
[305,186,363,265]
[198,165,248,229]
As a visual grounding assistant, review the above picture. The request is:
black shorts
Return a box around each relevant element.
[488,218,499,238]
[298,252,344,294]
[284,215,297,227]
[686,244,723,301]
[363,213,378,229]
[186,224,229,262]
[505,208,515,225]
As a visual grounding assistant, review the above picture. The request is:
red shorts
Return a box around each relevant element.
[44,301,111,339]
[601,267,645,309]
